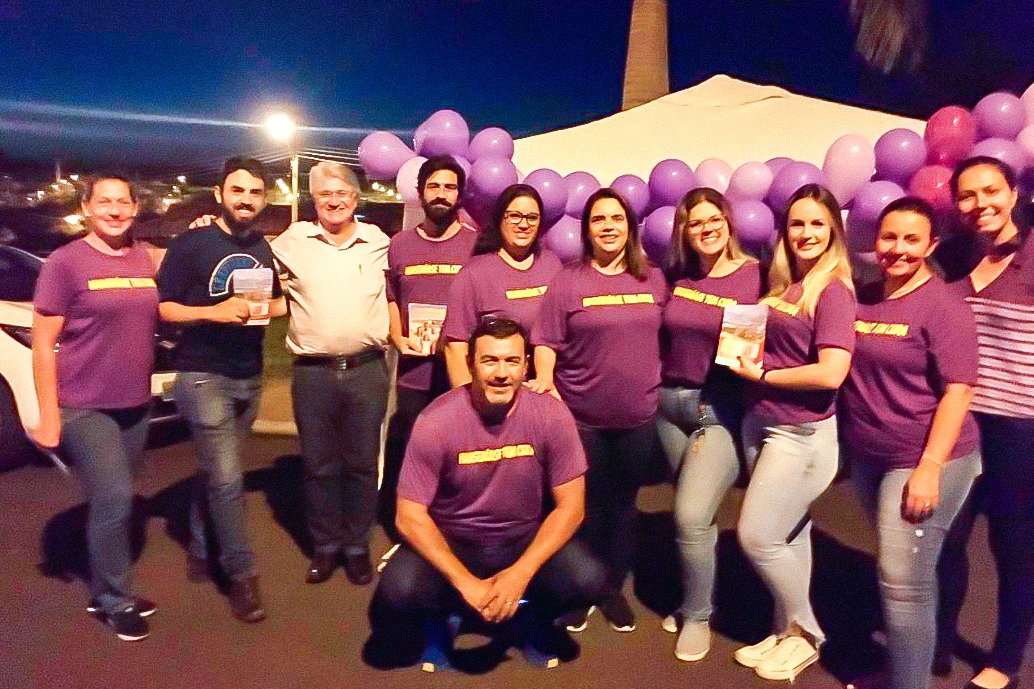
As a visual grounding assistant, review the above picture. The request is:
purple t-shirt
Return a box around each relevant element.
[840,277,980,470]
[387,223,477,391]
[532,263,669,429]
[746,279,857,425]
[397,386,587,546]
[442,250,563,343]
[662,261,762,388]
[33,239,158,409]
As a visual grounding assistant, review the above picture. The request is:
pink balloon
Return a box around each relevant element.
[564,171,601,217]
[358,131,416,181]
[1017,126,1034,164]
[1023,82,1034,126]
[908,165,954,212]
[695,158,733,194]
[970,137,1029,174]
[413,109,470,158]
[395,156,428,206]
[643,206,676,262]
[924,106,976,167]
[973,92,1027,140]
[524,169,569,223]
[823,134,876,205]
[467,127,515,161]
[727,162,774,202]
[729,200,776,251]
[543,214,583,263]
[610,174,650,217]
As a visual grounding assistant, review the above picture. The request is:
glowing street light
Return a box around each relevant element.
[264,113,297,143]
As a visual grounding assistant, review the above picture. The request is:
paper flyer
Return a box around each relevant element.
[408,302,447,356]
[715,304,767,368]
[232,268,274,326]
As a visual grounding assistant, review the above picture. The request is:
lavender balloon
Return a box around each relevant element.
[642,206,676,263]
[467,127,515,161]
[973,92,1028,141]
[469,156,518,200]
[395,155,428,206]
[648,159,697,207]
[358,131,416,181]
[768,161,826,212]
[823,134,876,205]
[564,171,601,217]
[727,162,774,202]
[695,158,733,194]
[454,156,472,181]
[1023,82,1034,126]
[610,174,650,217]
[543,214,583,263]
[846,180,905,253]
[1017,126,1034,164]
[413,109,470,158]
[971,137,1030,174]
[524,169,569,223]
[765,157,794,177]
[729,200,776,251]
[874,128,927,185]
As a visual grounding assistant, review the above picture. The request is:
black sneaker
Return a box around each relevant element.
[599,594,636,632]
[104,606,150,642]
[87,598,157,618]
[556,606,594,633]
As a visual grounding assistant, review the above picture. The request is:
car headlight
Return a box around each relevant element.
[0,324,32,348]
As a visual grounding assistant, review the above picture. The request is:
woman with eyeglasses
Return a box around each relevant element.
[656,188,762,662]
[31,175,159,642]
[934,157,1034,689]
[729,184,856,682]
[530,187,668,633]
[443,184,562,387]
[839,197,980,689]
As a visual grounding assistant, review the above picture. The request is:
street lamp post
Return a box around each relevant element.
[264,113,300,222]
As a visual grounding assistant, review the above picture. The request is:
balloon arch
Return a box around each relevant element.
[359,83,1034,263]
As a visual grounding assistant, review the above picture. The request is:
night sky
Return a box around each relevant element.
[1,0,1032,165]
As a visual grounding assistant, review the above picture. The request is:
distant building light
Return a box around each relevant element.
[177,175,187,184]
[69,174,79,181]
[394,193,402,201]
[63,214,83,225]
[275,178,291,194]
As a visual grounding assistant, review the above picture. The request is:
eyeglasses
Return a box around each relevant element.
[424,182,459,193]
[686,215,726,234]
[503,211,541,226]
[315,190,359,201]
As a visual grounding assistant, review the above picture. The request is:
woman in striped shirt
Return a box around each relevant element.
[936,156,1033,689]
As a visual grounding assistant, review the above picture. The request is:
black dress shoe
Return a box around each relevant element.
[343,551,374,585]
[305,552,337,584]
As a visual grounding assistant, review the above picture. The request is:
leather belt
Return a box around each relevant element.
[294,348,385,370]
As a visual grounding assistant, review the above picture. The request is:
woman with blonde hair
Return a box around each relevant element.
[657,187,762,662]
[730,184,856,681]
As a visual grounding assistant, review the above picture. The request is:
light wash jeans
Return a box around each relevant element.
[174,372,261,580]
[853,451,980,689]
[60,405,150,615]
[738,414,840,643]
[657,385,742,623]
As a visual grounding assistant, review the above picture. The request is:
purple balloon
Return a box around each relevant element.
[454,156,472,181]
[543,214,582,263]
[729,200,776,252]
[648,159,697,207]
[1023,82,1034,126]
[925,106,976,167]
[695,158,733,194]
[971,137,1029,174]
[467,127,515,162]
[847,181,905,253]
[642,206,676,263]
[564,171,601,217]
[358,131,416,181]
[823,134,876,205]
[768,162,826,212]
[874,128,927,185]
[610,174,650,217]
[395,155,428,206]
[413,109,470,158]
[727,162,774,202]
[469,155,518,200]
[524,169,569,223]
[973,92,1028,141]
[765,157,794,176]
[1017,126,1034,164]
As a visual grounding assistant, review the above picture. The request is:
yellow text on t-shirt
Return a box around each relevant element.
[505,285,548,300]
[87,277,157,290]
[763,296,801,317]
[854,320,910,337]
[457,444,536,465]
[582,293,656,308]
[672,286,737,309]
[404,264,463,276]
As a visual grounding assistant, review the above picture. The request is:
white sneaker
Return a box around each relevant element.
[674,622,711,662]
[662,614,679,633]
[733,635,780,668]
[754,635,819,681]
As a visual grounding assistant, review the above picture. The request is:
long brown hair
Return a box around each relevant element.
[666,187,754,281]
[579,187,651,280]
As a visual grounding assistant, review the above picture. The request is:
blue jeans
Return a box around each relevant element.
[853,451,980,689]
[738,414,840,643]
[60,405,150,615]
[174,372,261,580]
[657,385,743,623]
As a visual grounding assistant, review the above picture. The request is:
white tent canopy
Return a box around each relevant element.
[512,75,925,184]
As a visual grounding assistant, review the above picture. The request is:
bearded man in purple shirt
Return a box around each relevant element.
[366,317,606,671]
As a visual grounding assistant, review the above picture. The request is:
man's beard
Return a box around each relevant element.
[222,204,259,233]
[422,199,459,229]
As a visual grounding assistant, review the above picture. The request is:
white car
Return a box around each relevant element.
[0,245,179,469]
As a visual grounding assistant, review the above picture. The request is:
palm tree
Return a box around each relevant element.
[622,0,670,110]
[850,0,928,74]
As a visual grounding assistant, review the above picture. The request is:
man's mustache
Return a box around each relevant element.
[234,203,256,212]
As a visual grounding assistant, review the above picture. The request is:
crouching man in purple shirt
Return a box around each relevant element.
[366,317,607,670]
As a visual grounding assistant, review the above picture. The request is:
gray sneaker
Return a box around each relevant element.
[674,622,711,662]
